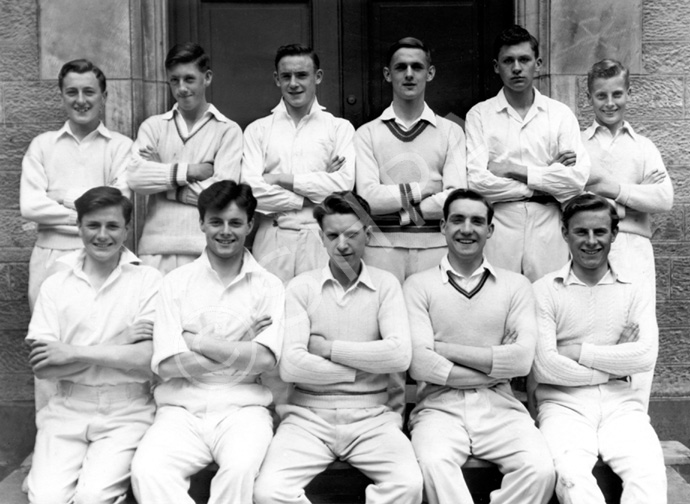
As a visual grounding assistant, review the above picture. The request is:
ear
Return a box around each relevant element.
[486,222,494,239]
[315,68,324,85]
[427,65,436,82]
[611,226,619,242]
[586,90,592,103]
[273,71,280,87]
[535,57,543,72]
[204,70,213,86]
[319,229,327,247]
[363,225,372,246]
[102,89,108,102]
[383,66,392,83]
[247,218,254,233]
[440,218,446,234]
[561,224,568,242]
[493,59,499,75]
[124,221,132,239]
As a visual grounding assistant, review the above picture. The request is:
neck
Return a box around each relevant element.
[285,97,314,125]
[207,249,244,285]
[68,120,99,141]
[447,253,483,278]
[597,119,624,136]
[179,101,209,125]
[82,251,121,285]
[572,263,609,287]
[503,86,535,113]
[329,259,361,289]
[392,97,425,124]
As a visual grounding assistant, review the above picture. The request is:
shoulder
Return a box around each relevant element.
[367,266,402,291]
[531,271,561,297]
[286,269,322,297]
[40,269,74,297]
[160,261,197,286]
[404,266,440,292]
[245,114,273,133]
[355,117,380,136]
[541,95,578,118]
[26,129,61,151]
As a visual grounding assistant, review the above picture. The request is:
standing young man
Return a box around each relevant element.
[355,37,466,284]
[131,181,284,504]
[404,189,554,504]
[26,187,160,504]
[532,194,666,503]
[21,59,132,311]
[254,192,423,504]
[466,25,590,282]
[127,43,243,274]
[242,44,355,283]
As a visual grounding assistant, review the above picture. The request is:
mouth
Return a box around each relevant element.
[581,248,601,256]
[92,242,113,250]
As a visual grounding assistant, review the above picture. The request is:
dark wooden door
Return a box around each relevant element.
[169,0,513,129]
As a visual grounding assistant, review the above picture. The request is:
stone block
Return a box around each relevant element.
[655,242,690,258]
[650,204,684,241]
[657,256,671,302]
[0,122,63,171]
[633,121,690,167]
[643,0,690,41]
[657,299,690,329]
[0,264,27,302]
[3,82,63,124]
[106,79,133,138]
[550,0,642,74]
[0,0,37,42]
[671,257,690,299]
[0,211,37,249]
[0,42,39,82]
[659,329,690,365]
[0,331,30,374]
[39,0,132,81]
[0,0,39,81]
[0,172,20,210]
[0,300,30,331]
[643,41,690,74]
[0,373,33,402]
[667,166,690,203]
[653,364,690,397]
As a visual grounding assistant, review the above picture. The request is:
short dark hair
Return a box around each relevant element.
[197,180,256,222]
[562,193,619,232]
[165,43,211,72]
[58,59,107,93]
[75,187,133,224]
[386,37,432,66]
[587,59,630,93]
[274,44,320,71]
[493,25,539,60]
[313,192,372,229]
[442,189,494,224]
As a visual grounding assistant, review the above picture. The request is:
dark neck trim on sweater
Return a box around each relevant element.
[174,115,214,145]
[446,269,491,299]
[383,118,430,142]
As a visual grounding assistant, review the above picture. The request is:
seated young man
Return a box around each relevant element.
[532,193,666,503]
[26,187,161,504]
[404,189,554,504]
[254,192,423,504]
[131,180,285,504]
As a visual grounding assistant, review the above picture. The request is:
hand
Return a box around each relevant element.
[263,173,281,186]
[325,156,346,173]
[139,145,162,163]
[557,343,582,362]
[617,322,640,344]
[182,331,199,351]
[29,340,76,371]
[245,315,272,340]
[113,320,154,345]
[641,169,666,185]
[501,329,518,345]
[308,334,332,359]
[550,150,577,167]
[420,178,443,199]
[188,162,214,182]
[488,160,527,182]
[46,189,66,204]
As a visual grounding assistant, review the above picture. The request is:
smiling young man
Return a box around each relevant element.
[127,42,243,275]
[25,187,161,504]
[466,25,590,282]
[131,180,285,504]
[355,37,466,284]
[241,44,355,284]
[254,191,423,504]
[403,188,554,504]
[532,193,666,503]
[21,59,132,312]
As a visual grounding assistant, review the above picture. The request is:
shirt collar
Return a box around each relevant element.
[583,119,637,141]
[320,260,377,292]
[198,248,264,284]
[439,255,496,284]
[554,260,632,286]
[56,121,111,142]
[68,247,141,287]
[380,102,437,127]
[495,87,547,113]
[272,97,326,118]
[162,103,228,123]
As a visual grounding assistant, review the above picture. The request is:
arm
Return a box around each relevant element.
[616,139,673,213]
[290,120,356,204]
[20,137,78,227]
[280,277,356,385]
[240,120,304,213]
[418,122,468,219]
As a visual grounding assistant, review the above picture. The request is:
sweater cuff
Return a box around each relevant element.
[62,188,83,210]
[615,184,632,207]
[578,342,597,369]
[67,210,78,227]
[488,345,524,379]
[399,209,411,226]
[175,163,189,187]
[409,182,422,204]
[324,342,358,378]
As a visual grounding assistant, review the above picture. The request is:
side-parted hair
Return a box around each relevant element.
[386,37,432,66]
[562,193,619,231]
[58,59,107,93]
[274,44,320,71]
[442,189,494,224]
[313,192,373,229]
[75,187,133,224]
[165,42,211,72]
[493,25,539,60]
[197,180,256,222]
[587,59,630,93]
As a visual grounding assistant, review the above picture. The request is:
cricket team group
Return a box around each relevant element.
[19,23,674,504]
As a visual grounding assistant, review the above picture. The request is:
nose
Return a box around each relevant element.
[336,235,348,250]
[222,222,232,235]
[289,74,298,87]
[97,226,107,239]
[460,221,473,234]
[586,231,597,245]
[75,90,86,104]
[605,95,614,107]
[512,60,521,73]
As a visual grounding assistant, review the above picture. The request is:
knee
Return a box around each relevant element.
[130,447,160,486]
[72,486,120,504]
[392,469,424,502]
[253,472,286,504]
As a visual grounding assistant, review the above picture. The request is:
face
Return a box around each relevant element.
[167,62,212,114]
[200,202,253,262]
[562,209,618,278]
[61,71,106,131]
[320,213,370,275]
[384,48,435,102]
[494,41,541,94]
[441,198,493,265]
[78,205,129,265]
[274,55,323,115]
[588,75,629,133]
